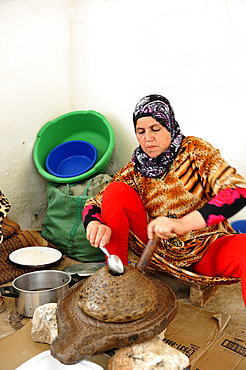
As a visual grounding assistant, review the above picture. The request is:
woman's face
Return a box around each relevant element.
[135,116,171,158]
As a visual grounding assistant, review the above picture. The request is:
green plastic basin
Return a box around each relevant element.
[33,110,115,183]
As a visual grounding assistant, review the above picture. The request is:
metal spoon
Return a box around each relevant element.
[99,246,124,274]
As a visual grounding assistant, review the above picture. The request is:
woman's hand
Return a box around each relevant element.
[86,221,112,248]
[147,211,207,240]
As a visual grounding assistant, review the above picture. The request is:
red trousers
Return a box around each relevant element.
[101,182,246,306]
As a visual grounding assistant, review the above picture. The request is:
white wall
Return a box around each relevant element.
[1,0,246,229]
[70,0,246,223]
[0,0,71,228]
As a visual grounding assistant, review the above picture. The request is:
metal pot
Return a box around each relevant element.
[0,270,71,317]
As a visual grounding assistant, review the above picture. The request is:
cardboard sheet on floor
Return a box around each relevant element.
[0,302,245,370]
[164,301,246,370]
[0,322,49,370]
[0,321,109,370]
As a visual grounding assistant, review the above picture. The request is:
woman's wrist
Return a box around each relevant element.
[180,210,207,233]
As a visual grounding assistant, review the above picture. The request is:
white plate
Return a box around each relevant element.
[9,247,62,267]
[15,350,104,370]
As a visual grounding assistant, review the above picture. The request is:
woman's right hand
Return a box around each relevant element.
[86,221,112,248]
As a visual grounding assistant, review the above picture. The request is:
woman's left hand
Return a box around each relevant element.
[147,211,207,240]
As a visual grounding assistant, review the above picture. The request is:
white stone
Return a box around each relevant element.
[31,303,58,344]
[131,337,189,370]
[109,336,189,370]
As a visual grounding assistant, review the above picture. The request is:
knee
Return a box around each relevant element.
[102,181,144,210]
[103,181,135,198]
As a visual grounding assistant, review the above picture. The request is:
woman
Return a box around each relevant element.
[83,94,246,305]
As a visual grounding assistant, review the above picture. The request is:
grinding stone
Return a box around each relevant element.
[50,271,178,365]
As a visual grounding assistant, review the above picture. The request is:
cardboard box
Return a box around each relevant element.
[164,301,246,370]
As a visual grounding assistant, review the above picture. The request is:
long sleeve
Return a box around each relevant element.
[198,187,246,226]
[83,204,103,230]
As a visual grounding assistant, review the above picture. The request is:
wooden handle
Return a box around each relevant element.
[136,236,160,273]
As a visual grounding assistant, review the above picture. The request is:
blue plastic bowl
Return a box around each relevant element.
[46,140,97,178]
[230,220,246,233]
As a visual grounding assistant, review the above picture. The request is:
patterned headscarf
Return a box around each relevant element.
[132,94,184,178]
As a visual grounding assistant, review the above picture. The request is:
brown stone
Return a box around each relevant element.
[50,273,178,365]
